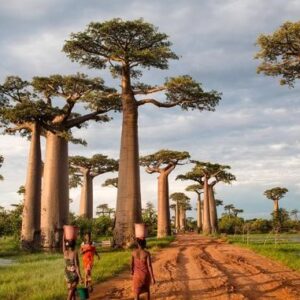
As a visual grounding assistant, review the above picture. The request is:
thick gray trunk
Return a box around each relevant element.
[114,87,142,247]
[41,132,69,249]
[179,206,185,231]
[79,173,93,219]
[202,178,211,234]
[208,185,218,233]
[197,193,202,232]
[21,123,42,249]
[157,173,171,238]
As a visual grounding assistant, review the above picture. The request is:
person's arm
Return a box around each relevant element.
[147,253,155,284]
[75,251,83,282]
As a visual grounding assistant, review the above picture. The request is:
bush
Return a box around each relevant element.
[219,215,244,234]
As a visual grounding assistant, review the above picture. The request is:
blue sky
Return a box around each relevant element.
[0,0,299,219]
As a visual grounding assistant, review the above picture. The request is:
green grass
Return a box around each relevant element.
[228,234,300,272]
[0,235,175,300]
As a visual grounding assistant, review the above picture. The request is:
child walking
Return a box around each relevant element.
[131,238,155,300]
[80,232,100,292]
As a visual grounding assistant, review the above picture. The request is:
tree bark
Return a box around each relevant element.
[175,201,180,231]
[208,185,218,234]
[179,205,185,231]
[41,132,69,249]
[21,123,42,250]
[157,172,171,238]
[202,177,211,234]
[79,172,94,219]
[273,199,279,213]
[114,65,142,247]
[196,192,202,233]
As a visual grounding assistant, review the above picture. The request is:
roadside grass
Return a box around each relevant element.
[228,234,300,272]
[0,235,174,300]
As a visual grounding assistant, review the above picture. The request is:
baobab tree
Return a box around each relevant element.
[290,209,299,221]
[232,208,244,217]
[177,161,235,234]
[140,149,190,238]
[224,204,235,216]
[69,154,118,218]
[170,192,191,232]
[256,21,300,87]
[264,187,288,216]
[31,74,120,249]
[0,76,55,249]
[63,18,221,246]
[185,184,203,232]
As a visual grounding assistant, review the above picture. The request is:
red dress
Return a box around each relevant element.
[81,243,96,271]
[132,254,151,294]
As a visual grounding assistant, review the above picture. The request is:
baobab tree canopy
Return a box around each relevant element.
[170,192,190,206]
[264,187,288,201]
[69,154,118,187]
[256,21,300,87]
[185,184,203,194]
[140,150,190,172]
[102,177,118,188]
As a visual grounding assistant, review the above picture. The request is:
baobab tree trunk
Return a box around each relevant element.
[157,172,171,238]
[21,123,42,250]
[114,66,142,247]
[196,193,202,233]
[208,185,218,234]
[79,173,93,218]
[179,206,185,231]
[273,199,279,213]
[202,177,211,234]
[41,132,69,249]
[175,202,180,232]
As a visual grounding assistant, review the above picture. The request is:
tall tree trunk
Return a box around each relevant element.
[114,66,142,247]
[21,123,42,250]
[273,199,279,213]
[208,185,218,233]
[179,206,185,231]
[202,177,211,234]
[196,192,202,233]
[175,202,180,231]
[157,172,171,238]
[79,172,94,219]
[41,132,69,249]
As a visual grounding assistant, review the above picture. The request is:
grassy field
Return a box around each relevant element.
[228,233,300,272]
[0,235,175,300]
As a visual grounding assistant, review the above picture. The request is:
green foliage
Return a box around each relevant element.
[248,218,273,233]
[0,204,23,238]
[102,177,118,188]
[271,208,291,229]
[70,215,113,237]
[170,192,191,210]
[219,215,244,234]
[256,21,300,86]
[264,187,288,201]
[142,202,157,236]
[63,18,178,72]
[69,154,118,188]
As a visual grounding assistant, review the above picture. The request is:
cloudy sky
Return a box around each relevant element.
[0,0,299,219]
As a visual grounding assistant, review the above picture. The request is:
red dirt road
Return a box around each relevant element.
[90,233,300,299]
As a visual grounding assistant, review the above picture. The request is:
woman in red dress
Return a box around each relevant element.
[131,238,155,300]
[80,232,100,291]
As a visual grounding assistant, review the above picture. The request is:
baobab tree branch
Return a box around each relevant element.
[134,86,166,95]
[137,98,182,107]
[5,123,32,133]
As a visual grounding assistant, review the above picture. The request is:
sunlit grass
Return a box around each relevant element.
[228,233,300,272]
[0,235,174,299]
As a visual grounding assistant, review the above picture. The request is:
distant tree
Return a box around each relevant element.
[290,209,299,221]
[224,204,235,216]
[142,202,157,236]
[140,149,190,237]
[264,187,288,216]
[185,184,203,232]
[256,21,300,87]
[232,208,244,217]
[177,161,235,234]
[96,203,109,216]
[64,18,221,246]
[69,154,118,218]
[170,192,191,231]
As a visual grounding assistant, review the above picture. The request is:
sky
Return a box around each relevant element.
[0,0,299,220]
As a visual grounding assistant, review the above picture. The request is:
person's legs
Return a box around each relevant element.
[67,283,74,300]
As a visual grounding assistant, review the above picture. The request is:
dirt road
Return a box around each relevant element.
[90,233,300,299]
